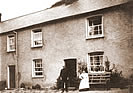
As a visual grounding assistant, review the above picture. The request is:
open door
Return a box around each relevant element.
[8,65,15,89]
[64,58,77,87]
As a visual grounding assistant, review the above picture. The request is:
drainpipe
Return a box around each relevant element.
[0,13,1,22]
[0,13,2,83]
[0,35,1,81]
[13,31,19,88]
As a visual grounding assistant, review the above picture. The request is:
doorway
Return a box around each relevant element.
[8,65,16,89]
[64,58,77,87]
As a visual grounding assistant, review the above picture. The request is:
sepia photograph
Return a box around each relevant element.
[0,0,133,93]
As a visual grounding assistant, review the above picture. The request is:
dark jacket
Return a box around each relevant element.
[60,68,69,81]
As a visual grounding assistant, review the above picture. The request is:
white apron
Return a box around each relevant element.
[79,72,90,90]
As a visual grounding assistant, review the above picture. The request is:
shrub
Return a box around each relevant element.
[32,85,35,89]
[20,83,25,88]
[109,70,128,88]
[56,76,63,89]
[0,81,6,90]
[35,84,41,89]
[105,61,110,72]
[50,83,57,90]
[129,73,133,85]
[78,62,87,74]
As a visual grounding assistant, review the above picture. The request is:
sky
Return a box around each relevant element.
[0,0,60,21]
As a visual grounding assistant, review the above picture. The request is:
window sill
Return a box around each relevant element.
[32,76,44,79]
[86,35,104,40]
[89,71,105,74]
[31,45,43,48]
[88,71,111,74]
[7,50,16,53]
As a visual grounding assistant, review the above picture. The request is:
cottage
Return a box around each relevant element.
[0,0,132,89]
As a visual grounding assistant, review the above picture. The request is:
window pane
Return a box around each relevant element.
[35,72,43,75]
[94,56,100,65]
[99,30,102,34]
[100,66,104,71]
[32,29,42,46]
[93,18,101,25]
[37,64,42,67]
[91,66,94,71]
[35,68,43,71]
[94,30,98,35]
[34,32,42,40]
[9,37,15,44]
[94,66,100,72]
[99,25,102,30]
[8,35,15,51]
[100,56,103,65]
[87,16,102,37]
[89,52,104,72]
[10,45,15,50]
[33,59,43,77]
[94,26,98,30]
[90,57,93,65]
[89,20,93,26]
[34,40,42,45]
[88,27,94,35]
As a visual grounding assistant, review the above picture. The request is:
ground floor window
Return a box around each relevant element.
[32,59,43,77]
[88,52,104,73]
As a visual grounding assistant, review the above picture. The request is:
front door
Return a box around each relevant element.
[8,65,15,88]
[64,58,77,87]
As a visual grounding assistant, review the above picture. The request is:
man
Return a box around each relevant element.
[60,66,69,93]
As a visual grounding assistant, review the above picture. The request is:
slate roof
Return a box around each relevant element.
[0,0,131,33]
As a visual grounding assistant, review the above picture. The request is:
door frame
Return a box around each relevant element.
[64,57,78,76]
[7,65,15,89]
[7,66,10,89]
[64,58,77,88]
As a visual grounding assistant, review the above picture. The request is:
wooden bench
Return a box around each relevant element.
[89,72,111,89]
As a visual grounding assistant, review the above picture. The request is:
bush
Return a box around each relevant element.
[129,74,133,84]
[50,83,57,90]
[0,81,6,90]
[56,77,63,89]
[35,84,41,89]
[109,70,128,88]
[20,83,25,88]
[32,85,35,89]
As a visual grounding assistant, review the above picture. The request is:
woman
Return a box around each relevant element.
[79,70,90,91]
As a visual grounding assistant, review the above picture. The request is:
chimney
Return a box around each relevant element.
[62,0,78,5]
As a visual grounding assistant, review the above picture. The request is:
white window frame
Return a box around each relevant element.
[88,52,105,73]
[86,15,104,39]
[32,59,43,78]
[31,29,43,48]
[7,34,16,52]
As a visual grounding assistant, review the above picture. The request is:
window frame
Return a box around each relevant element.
[32,59,44,78]
[86,15,104,39]
[7,34,16,52]
[31,29,43,48]
[87,52,105,73]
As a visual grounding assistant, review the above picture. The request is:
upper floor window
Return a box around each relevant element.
[31,29,42,47]
[88,52,105,73]
[86,15,103,39]
[7,34,16,52]
[32,59,43,77]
